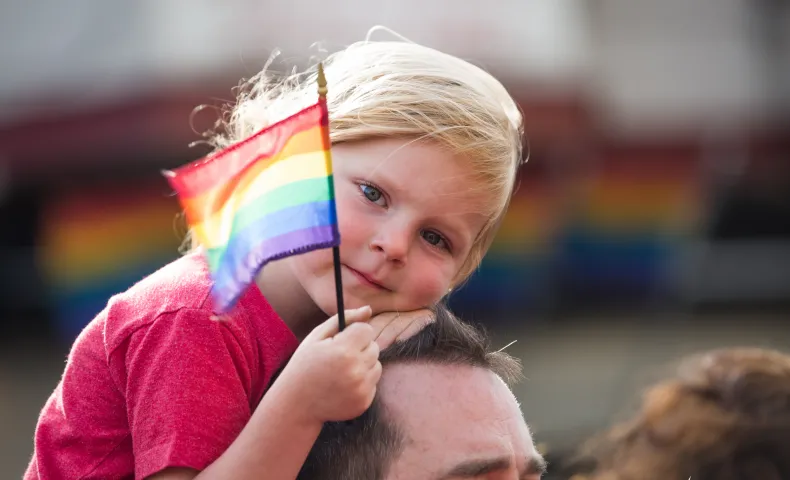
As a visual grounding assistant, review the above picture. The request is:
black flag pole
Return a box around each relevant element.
[332,246,345,331]
[317,63,346,331]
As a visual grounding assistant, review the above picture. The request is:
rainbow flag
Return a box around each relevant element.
[165,100,340,312]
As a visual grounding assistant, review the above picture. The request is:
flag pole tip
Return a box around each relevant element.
[317,63,327,98]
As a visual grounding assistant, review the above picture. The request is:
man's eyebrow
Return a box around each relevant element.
[437,455,547,479]
[437,457,510,478]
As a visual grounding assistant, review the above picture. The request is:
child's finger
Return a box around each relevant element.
[344,306,374,326]
[359,340,380,369]
[367,311,399,333]
[375,309,434,349]
[393,314,434,343]
[307,306,372,341]
[335,322,376,351]
[366,361,383,388]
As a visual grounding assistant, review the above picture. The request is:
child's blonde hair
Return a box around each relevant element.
[202,31,524,283]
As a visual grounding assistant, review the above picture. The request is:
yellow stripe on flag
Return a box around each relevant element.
[190,150,332,249]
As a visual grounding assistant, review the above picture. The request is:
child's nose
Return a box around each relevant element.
[369,226,410,266]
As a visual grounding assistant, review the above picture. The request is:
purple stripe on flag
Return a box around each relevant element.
[211,224,340,312]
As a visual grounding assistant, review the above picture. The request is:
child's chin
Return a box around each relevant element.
[318,305,338,317]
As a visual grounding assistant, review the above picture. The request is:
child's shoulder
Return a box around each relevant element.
[103,251,213,329]
[98,251,283,357]
[126,250,212,309]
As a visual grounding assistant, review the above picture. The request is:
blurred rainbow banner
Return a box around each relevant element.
[450,177,560,312]
[556,162,701,302]
[452,159,702,313]
[38,182,182,340]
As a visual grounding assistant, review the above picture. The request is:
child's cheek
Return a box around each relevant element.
[292,248,333,277]
[405,267,451,307]
[336,198,369,245]
[338,218,368,249]
[340,212,378,252]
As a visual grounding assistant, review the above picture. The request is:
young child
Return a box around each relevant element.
[26,31,525,480]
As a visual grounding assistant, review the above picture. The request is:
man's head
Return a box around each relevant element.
[298,305,546,480]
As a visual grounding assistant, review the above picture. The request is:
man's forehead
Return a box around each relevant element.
[381,362,496,395]
[379,362,541,479]
[379,363,518,425]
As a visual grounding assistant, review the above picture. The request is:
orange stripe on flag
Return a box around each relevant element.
[180,125,327,224]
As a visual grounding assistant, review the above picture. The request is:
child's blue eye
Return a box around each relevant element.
[421,229,450,251]
[359,184,387,206]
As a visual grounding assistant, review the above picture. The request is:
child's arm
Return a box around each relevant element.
[147,305,389,480]
[147,385,323,480]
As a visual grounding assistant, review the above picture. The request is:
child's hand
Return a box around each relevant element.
[368,309,434,349]
[277,306,381,424]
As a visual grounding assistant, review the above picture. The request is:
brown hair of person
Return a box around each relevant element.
[574,348,790,480]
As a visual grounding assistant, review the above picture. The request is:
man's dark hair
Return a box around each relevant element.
[296,304,522,480]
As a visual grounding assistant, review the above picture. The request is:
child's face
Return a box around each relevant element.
[284,137,491,316]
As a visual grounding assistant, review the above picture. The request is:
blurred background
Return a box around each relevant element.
[1,0,789,477]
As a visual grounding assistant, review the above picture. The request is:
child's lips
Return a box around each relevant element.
[344,265,391,291]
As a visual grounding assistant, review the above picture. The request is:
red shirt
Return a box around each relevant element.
[25,252,299,479]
